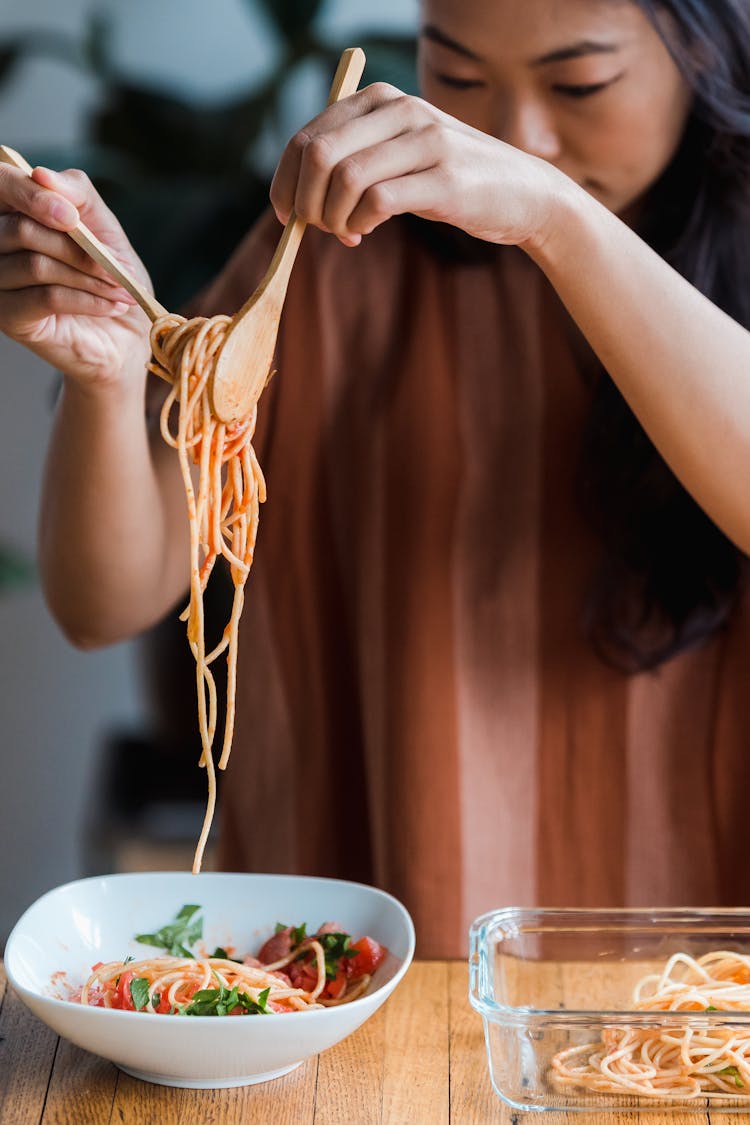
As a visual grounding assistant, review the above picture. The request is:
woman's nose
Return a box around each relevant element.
[495,97,562,162]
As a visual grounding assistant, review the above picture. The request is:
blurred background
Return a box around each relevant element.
[0,0,417,947]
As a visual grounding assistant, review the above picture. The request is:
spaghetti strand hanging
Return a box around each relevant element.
[149,313,267,874]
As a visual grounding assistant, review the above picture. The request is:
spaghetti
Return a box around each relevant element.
[148,314,267,874]
[80,954,319,1014]
[72,911,386,1016]
[551,950,750,1100]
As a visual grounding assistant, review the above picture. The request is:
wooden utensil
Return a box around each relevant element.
[209,46,367,424]
[0,145,168,322]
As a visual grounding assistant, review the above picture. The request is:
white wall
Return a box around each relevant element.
[0,0,417,944]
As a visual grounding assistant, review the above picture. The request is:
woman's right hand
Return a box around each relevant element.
[0,162,153,387]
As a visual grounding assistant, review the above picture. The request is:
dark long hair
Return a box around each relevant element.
[411,1,750,672]
[579,0,750,671]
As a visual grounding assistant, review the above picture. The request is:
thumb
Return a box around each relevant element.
[31,166,130,254]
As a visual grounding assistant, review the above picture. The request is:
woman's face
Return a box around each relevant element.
[419,0,692,217]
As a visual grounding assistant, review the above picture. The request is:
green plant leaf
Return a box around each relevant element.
[81,11,113,79]
[0,546,35,592]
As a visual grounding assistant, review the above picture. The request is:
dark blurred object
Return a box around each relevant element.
[81,731,214,874]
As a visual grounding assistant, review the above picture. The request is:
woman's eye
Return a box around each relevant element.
[432,72,485,91]
[553,81,612,99]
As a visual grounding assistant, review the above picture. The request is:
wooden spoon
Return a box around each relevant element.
[0,144,168,322]
[209,46,367,424]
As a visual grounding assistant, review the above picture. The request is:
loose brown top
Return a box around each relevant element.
[192,213,750,959]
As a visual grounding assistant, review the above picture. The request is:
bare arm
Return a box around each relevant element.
[38,370,190,648]
[527,183,750,554]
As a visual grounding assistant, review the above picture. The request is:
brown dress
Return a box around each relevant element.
[192,212,750,958]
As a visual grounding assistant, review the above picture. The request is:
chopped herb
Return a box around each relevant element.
[129,977,151,1011]
[246,988,271,1015]
[123,955,134,965]
[152,993,161,1011]
[135,904,203,958]
[209,947,242,962]
[182,984,271,1017]
[317,932,356,980]
[705,1005,719,1012]
[278,921,308,944]
[718,1066,744,1088]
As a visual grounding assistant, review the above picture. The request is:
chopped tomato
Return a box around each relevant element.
[288,956,318,993]
[152,992,172,1014]
[346,936,385,980]
[322,969,347,1000]
[113,970,136,1011]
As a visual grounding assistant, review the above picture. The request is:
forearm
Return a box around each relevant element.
[39,360,189,647]
[528,183,750,554]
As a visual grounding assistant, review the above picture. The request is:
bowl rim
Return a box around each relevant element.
[5,870,416,1022]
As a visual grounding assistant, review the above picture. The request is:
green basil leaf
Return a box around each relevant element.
[182,983,271,1016]
[129,977,150,1011]
[135,904,203,957]
[318,931,354,979]
[238,986,270,1015]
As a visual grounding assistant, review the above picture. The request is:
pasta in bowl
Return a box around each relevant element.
[5,871,415,1088]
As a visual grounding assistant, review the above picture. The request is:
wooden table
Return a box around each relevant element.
[0,961,737,1124]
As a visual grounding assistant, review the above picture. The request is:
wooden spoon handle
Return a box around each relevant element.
[0,145,169,323]
[261,47,367,303]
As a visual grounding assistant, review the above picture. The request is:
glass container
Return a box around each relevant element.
[469,908,750,1113]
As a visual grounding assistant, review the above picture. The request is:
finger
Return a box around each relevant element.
[31,166,132,256]
[346,168,451,236]
[322,126,442,238]
[0,212,127,287]
[0,286,132,333]
[0,250,137,304]
[0,163,79,229]
[271,83,406,223]
[287,96,427,228]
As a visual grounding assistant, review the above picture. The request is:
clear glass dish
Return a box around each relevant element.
[469,907,750,1114]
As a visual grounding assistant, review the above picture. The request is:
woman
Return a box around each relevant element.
[2,0,750,955]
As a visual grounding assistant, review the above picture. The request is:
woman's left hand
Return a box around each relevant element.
[270,82,568,251]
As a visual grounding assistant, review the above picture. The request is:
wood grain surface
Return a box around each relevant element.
[0,961,738,1124]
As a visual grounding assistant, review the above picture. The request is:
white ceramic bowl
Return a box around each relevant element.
[5,871,415,1088]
